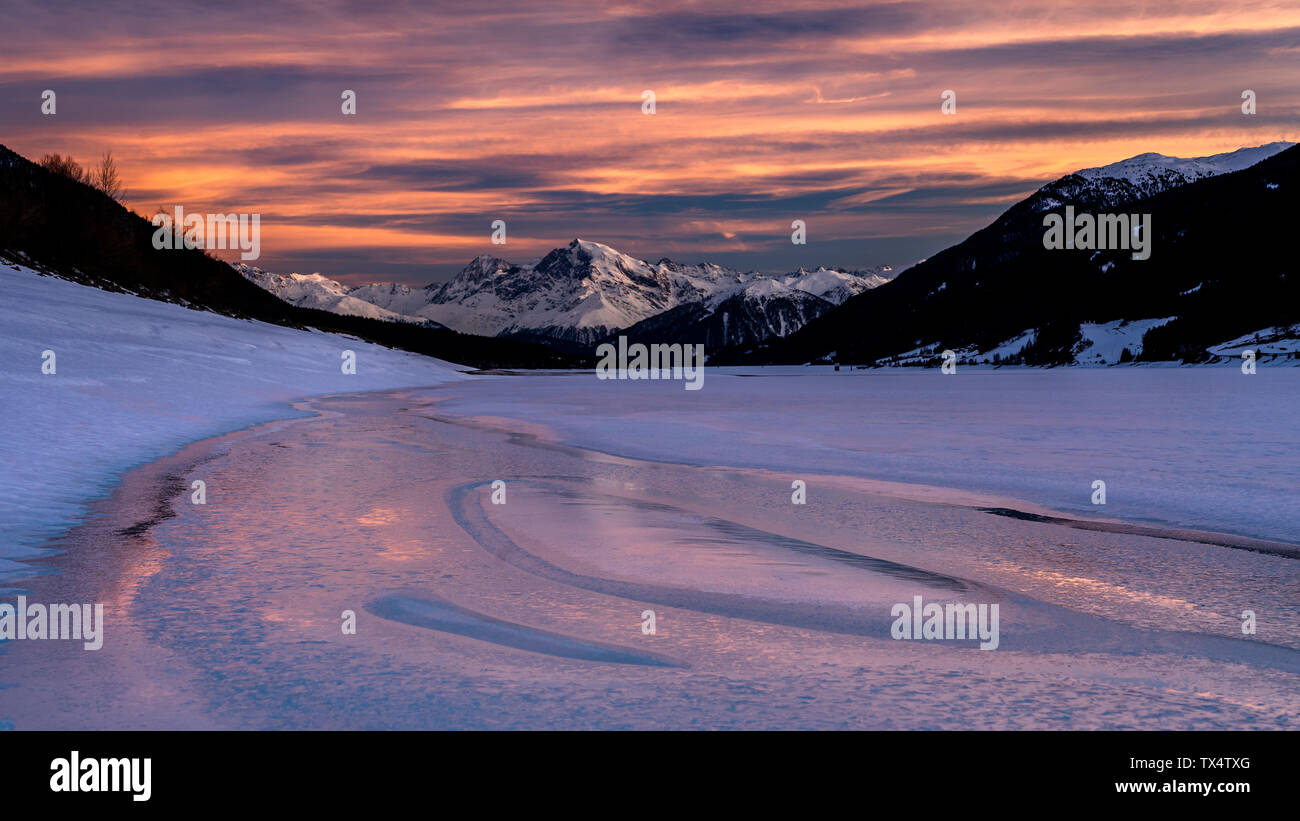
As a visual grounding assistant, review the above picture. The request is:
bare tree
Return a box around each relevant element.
[38,153,86,183]
[94,151,124,201]
[37,151,126,202]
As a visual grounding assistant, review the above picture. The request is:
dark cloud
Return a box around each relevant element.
[2,0,1296,283]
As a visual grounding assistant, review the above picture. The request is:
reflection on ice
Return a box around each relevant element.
[480,480,971,609]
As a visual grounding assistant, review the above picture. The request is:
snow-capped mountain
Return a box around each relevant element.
[237,239,896,348]
[1075,142,1293,185]
[780,266,894,304]
[410,239,749,344]
[234,264,440,325]
[1026,142,1293,214]
[742,142,1300,367]
[615,264,900,349]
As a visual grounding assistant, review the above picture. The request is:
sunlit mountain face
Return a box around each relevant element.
[3,0,1297,284]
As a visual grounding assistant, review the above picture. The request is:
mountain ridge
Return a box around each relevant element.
[725,142,1300,367]
[238,238,901,347]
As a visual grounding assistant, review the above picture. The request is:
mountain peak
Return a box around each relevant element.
[569,237,625,256]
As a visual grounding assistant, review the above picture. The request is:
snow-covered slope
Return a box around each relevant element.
[781,266,895,305]
[702,265,895,312]
[1072,318,1177,364]
[1029,141,1294,213]
[239,239,897,347]
[234,264,441,326]
[1076,142,1294,186]
[609,259,899,349]
[866,319,1300,368]
[0,263,469,578]
[1207,325,1300,359]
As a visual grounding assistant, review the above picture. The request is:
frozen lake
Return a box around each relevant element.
[2,383,1297,729]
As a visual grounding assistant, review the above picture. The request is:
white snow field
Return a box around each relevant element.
[0,264,469,577]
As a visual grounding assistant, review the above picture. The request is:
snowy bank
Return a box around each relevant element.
[0,265,470,578]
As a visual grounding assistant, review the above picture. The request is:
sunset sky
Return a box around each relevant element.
[3,0,1298,284]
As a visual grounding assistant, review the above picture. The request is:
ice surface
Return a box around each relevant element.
[4,388,1294,729]
[432,367,1300,544]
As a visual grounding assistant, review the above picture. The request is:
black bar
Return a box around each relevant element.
[3,731,1284,808]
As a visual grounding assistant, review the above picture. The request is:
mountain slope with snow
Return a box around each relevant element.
[1024,141,1293,214]
[1075,141,1293,185]
[783,266,894,304]
[742,142,1300,366]
[616,263,899,349]
[0,262,470,579]
[235,264,437,325]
